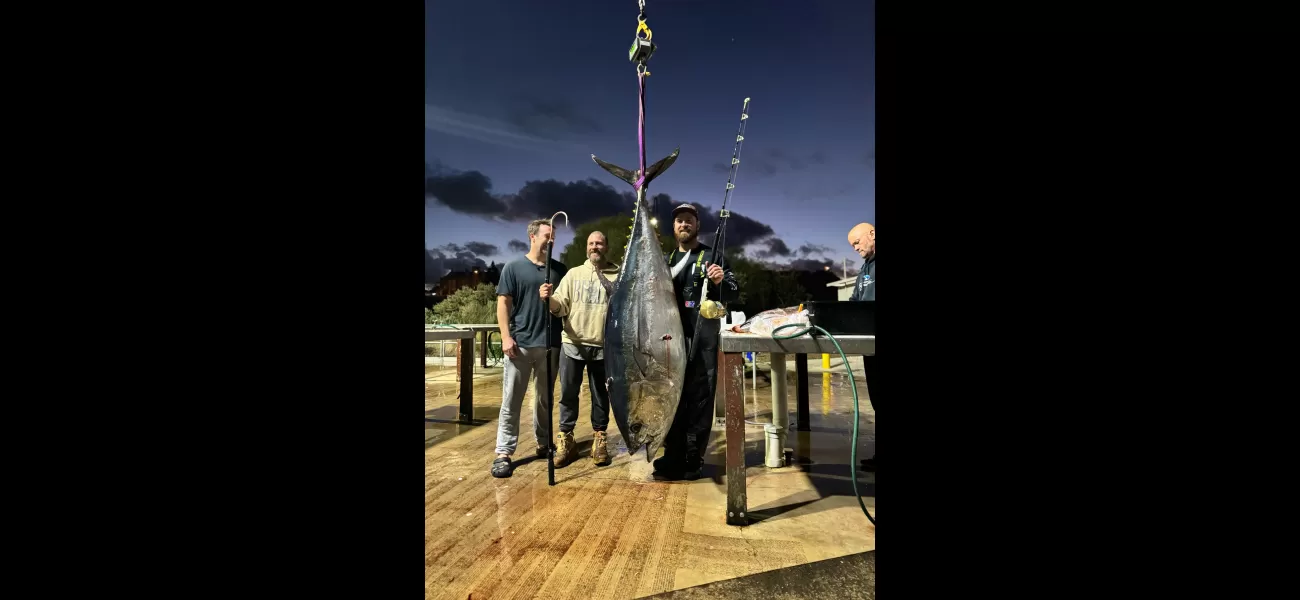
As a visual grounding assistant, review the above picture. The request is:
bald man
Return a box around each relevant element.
[846,222,877,471]
[847,222,875,301]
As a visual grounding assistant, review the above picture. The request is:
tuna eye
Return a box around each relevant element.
[630,423,642,435]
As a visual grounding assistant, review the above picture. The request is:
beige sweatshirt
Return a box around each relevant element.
[549,260,619,347]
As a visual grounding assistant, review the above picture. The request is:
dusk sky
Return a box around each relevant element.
[426,0,874,283]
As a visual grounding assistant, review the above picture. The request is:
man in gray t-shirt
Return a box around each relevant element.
[491,219,568,478]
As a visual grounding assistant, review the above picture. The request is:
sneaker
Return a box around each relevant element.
[591,431,611,466]
[491,456,513,478]
[555,431,576,466]
[536,440,549,459]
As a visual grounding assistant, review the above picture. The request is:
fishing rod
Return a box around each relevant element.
[544,210,569,486]
[686,97,751,364]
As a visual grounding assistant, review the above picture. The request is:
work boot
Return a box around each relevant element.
[653,454,684,474]
[591,430,611,466]
[555,431,576,466]
[681,455,703,481]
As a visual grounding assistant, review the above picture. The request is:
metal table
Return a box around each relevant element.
[455,324,503,368]
[426,327,476,423]
[718,331,875,526]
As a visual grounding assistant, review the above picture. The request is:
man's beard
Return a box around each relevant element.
[675,230,696,244]
[588,251,605,263]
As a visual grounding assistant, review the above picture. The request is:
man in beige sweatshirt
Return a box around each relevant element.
[539,231,620,467]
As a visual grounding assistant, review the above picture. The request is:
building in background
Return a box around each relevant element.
[827,277,856,301]
[433,261,501,298]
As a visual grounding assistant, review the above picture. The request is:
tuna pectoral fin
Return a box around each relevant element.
[591,147,680,188]
[631,347,652,378]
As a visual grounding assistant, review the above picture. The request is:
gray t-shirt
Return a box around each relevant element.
[497,256,568,349]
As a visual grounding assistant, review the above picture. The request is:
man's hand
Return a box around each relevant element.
[502,335,519,359]
[539,283,553,300]
[705,263,724,285]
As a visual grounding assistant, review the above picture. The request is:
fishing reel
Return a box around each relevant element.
[699,299,728,320]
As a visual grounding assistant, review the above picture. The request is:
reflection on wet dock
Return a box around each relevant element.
[425,355,874,599]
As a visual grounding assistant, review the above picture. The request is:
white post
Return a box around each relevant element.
[767,353,788,467]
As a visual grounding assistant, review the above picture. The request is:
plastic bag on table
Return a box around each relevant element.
[729,306,808,337]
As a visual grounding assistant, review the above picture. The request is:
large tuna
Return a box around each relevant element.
[591,150,686,460]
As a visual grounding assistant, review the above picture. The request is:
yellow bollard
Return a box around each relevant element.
[822,353,830,369]
[821,372,832,415]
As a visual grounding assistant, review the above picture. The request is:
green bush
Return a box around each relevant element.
[431,283,499,325]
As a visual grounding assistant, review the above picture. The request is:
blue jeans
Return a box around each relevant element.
[494,346,560,456]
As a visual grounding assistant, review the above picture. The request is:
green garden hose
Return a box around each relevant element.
[771,323,875,525]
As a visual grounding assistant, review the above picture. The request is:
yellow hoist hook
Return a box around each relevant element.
[629,0,655,74]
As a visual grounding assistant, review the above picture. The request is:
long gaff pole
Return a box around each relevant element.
[544,210,568,486]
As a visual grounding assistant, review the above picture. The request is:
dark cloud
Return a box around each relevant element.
[754,238,793,258]
[752,256,856,276]
[425,247,489,283]
[425,162,783,254]
[507,178,635,226]
[507,239,529,252]
[464,241,498,256]
[507,98,604,138]
[798,243,832,256]
[789,257,837,272]
[425,162,634,226]
[425,241,509,284]
[425,163,511,215]
[648,194,776,250]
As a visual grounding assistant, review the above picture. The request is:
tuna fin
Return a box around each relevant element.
[631,346,651,378]
[591,147,680,188]
[591,155,637,186]
[641,148,680,185]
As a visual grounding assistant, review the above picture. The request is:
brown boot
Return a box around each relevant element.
[555,431,576,466]
[591,430,611,466]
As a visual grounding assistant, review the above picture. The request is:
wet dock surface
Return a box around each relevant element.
[425,356,875,599]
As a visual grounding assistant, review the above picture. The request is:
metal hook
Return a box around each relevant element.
[548,211,570,230]
[547,211,569,250]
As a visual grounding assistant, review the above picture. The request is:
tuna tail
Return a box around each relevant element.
[591,148,680,188]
